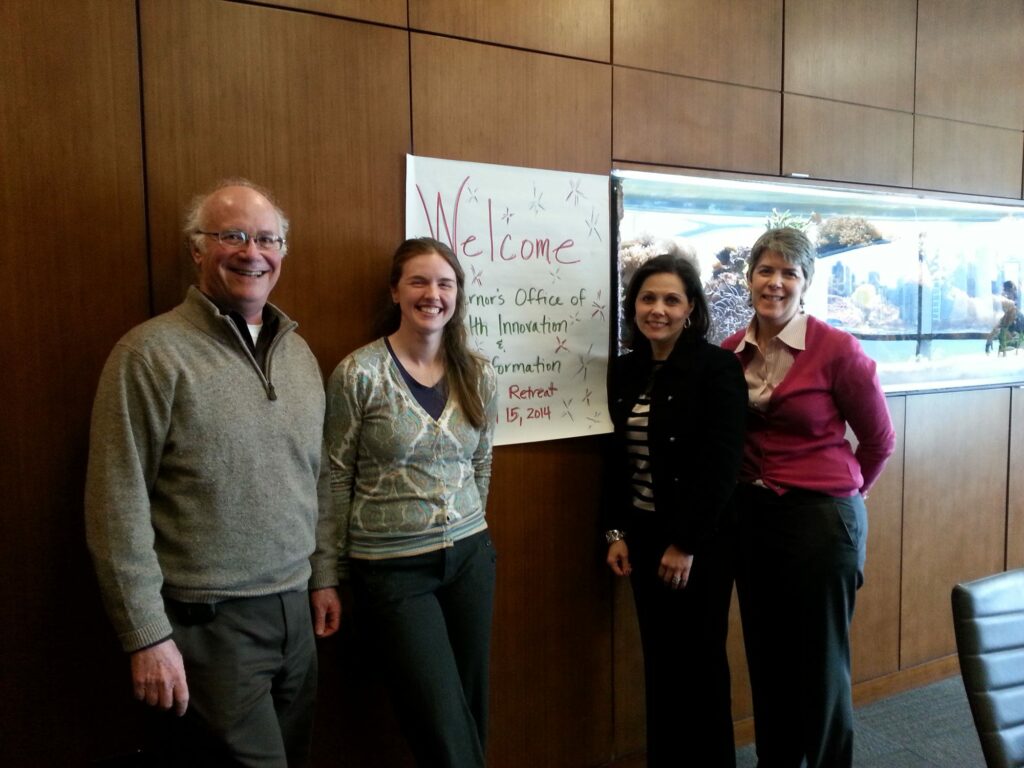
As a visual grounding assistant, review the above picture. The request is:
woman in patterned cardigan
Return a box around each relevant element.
[326,237,498,767]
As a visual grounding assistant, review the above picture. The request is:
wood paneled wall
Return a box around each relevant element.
[902,390,1011,667]
[139,0,410,367]
[613,68,781,174]
[850,398,906,684]
[613,0,783,90]
[0,2,148,763]
[411,0,610,61]
[1009,388,1024,570]
[782,95,914,186]
[913,117,1024,198]
[410,34,611,174]
[4,0,1024,765]
[784,0,917,112]
[916,0,1024,131]
[253,0,407,26]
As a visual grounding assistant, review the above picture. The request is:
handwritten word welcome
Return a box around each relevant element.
[416,176,578,265]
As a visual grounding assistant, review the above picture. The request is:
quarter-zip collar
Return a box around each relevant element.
[181,286,297,400]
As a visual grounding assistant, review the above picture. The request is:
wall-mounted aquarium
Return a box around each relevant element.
[614,170,1024,393]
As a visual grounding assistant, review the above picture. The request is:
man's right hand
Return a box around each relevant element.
[130,638,189,716]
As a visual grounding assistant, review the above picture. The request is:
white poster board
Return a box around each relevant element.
[406,154,612,445]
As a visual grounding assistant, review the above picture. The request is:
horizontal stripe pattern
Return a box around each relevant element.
[627,389,656,512]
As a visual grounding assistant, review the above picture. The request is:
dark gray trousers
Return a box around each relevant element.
[147,590,318,768]
[628,529,736,767]
[735,485,867,768]
[352,531,497,768]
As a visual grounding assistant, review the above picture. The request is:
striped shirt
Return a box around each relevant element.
[626,364,662,513]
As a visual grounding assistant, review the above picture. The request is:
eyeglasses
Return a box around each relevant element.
[196,230,285,252]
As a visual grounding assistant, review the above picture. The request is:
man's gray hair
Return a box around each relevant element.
[183,178,290,255]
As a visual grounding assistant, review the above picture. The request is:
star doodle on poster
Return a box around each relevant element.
[566,179,586,206]
[501,207,514,225]
[548,266,561,283]
[583,388,594,406]
[470,265,484,287]
[568,311,582,326]
[467,186,479,204]
[560,398,574,421]
[585,411,603,428]
[590,289,607,320]
[554,336,569,354]
[585,208,602,241]
[529,184,545,214]
[574,344,594,380]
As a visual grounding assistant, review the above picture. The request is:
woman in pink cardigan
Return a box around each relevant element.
[721,227,895,768]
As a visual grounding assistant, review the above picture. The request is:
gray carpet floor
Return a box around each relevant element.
[736,676,986,767]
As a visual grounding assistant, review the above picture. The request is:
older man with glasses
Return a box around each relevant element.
[85,179,340,766]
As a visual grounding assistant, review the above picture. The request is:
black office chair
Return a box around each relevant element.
[952,569,1024,768]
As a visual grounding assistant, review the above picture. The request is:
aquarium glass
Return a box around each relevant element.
[614,170,1024,392]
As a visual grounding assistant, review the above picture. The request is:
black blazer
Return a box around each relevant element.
[605,335,747,554]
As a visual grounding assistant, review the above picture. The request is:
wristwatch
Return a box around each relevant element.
[605,529,626,544]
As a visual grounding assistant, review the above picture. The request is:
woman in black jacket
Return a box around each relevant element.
[605,251,747,767]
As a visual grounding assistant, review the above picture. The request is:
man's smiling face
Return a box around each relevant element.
[192,185,285,324]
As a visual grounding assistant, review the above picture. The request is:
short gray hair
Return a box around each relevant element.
[182,178,290,255]
[747,227,815,284]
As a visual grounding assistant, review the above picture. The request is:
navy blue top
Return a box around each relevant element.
[385,337,449,420]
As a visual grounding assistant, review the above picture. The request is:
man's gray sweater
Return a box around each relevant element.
[85,287,337,652]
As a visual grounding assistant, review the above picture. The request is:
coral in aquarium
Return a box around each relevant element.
[706,245,754,345]
[765,208,812,232]
[817,216,884,254]
[827,282,905,331]
[851,283,880,311]
[826,295,866,327]
[619,232,663,290]
[619,234,698,288]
